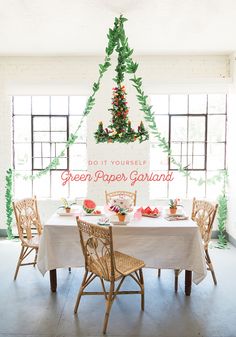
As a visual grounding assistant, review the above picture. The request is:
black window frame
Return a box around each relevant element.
[31,114,69,171]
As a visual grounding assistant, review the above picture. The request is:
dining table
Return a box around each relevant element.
[37,207,207,296]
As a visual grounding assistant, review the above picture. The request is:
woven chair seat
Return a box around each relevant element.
[22,234,41,248]
[89,251,145,281]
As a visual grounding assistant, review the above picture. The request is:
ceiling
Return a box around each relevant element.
[0,0,236,56]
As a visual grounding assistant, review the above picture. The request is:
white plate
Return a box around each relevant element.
[167,213,185,217]
[110,220,129,225]
[57,210,79,216]
[83,212,104,216]
[97,222,110,226]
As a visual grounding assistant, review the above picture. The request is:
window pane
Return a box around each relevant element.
[188,116,205,141]
[208,94,226,114]
[33,158,42,170]
[168,171,187,198]
[33,172,50,198]
[55,143,67,157]
[34,131,50,142]
[42,143,51,157]
[32,96,50,115]
[150,95,169,115]
[70,96,87,115]
[206,171,224,198]
[14,144,32,170]
[188,142,205,156]
[14,116,31,142]
[150,143,168,171]
[149,173,168,199]
[51,171,68,198]
[33,143,41,157]
[70,144,87,170]
[150,115,169,142]
[13,96,31,115]
[170,155,188,169]
[171,142,187,156]
[191,155,205,170]
[14,172,32,198]
[207,143,225,169]
[170,95,187,114]
[189,94,207,114]
[208,115,226,142]
[54,158,67,170]
[51,117,67,131]
[33,117,50,131]
[69,116,86,142]
[51,96,68,115]
[51,132,67,142]
[69,171,88,198]
[42,158,51,169]
[170,116,187,141]
[187,171,206,198]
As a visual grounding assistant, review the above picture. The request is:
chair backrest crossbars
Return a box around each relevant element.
[105,190,137,206]
[77,219,115,281]
[13,196,42,242]
[191,198,218,249]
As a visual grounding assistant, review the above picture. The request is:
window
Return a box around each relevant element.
[12,96,88,199]
[150,94,227,199]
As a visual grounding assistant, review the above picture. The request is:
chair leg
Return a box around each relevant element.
[103,281,114,334]
[33,248,38,267]
[158,269,161,277]
[74,270,88,314]
[14,246,25,280]
[205,249,217,285]
[68,267,71,273]
[139,268,144,311]
[174,269,180,292]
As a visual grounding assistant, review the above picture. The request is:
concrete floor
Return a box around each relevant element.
[0,239,236,337]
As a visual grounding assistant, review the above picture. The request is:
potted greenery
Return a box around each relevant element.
[117,207,128,222]
[169,199,178,215]
[60,198,76,213]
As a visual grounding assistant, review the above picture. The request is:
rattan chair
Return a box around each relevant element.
[105,190,137,206]
[74,218,145,334]
[191,197,218,285]
[12,196,42,280]
[158,197,218,291]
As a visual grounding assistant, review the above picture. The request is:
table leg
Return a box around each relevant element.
[185,270,192,296]
[50,269,57,292]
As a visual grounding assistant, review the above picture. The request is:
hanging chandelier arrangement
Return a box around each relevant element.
[94,16,149,144]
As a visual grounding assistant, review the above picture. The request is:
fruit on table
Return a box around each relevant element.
[144,206,152,214]
[153,208,159,215]
[141,206,160,216]
[93,209,101,215]
[83,199,96,214]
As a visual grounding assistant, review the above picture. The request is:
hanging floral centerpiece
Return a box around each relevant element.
[94,16,149,144]
[94,86,149,143]
[95,85,148,143]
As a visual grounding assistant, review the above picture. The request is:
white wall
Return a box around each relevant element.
[226,54,236,240]
[0,55,234,237]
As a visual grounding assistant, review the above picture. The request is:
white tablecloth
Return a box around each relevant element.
[37,210,207,285]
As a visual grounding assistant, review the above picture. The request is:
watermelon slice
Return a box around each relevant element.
[144,207,152,214]
[153,208,159,215]
[83,199,96,214]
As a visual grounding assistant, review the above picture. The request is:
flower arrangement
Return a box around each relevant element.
[94,85,149,144]
[109,204,128,221]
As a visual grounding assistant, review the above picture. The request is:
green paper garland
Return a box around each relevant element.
[5,169,14,239]
[4,15,228,244]
[94,16,149,143]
